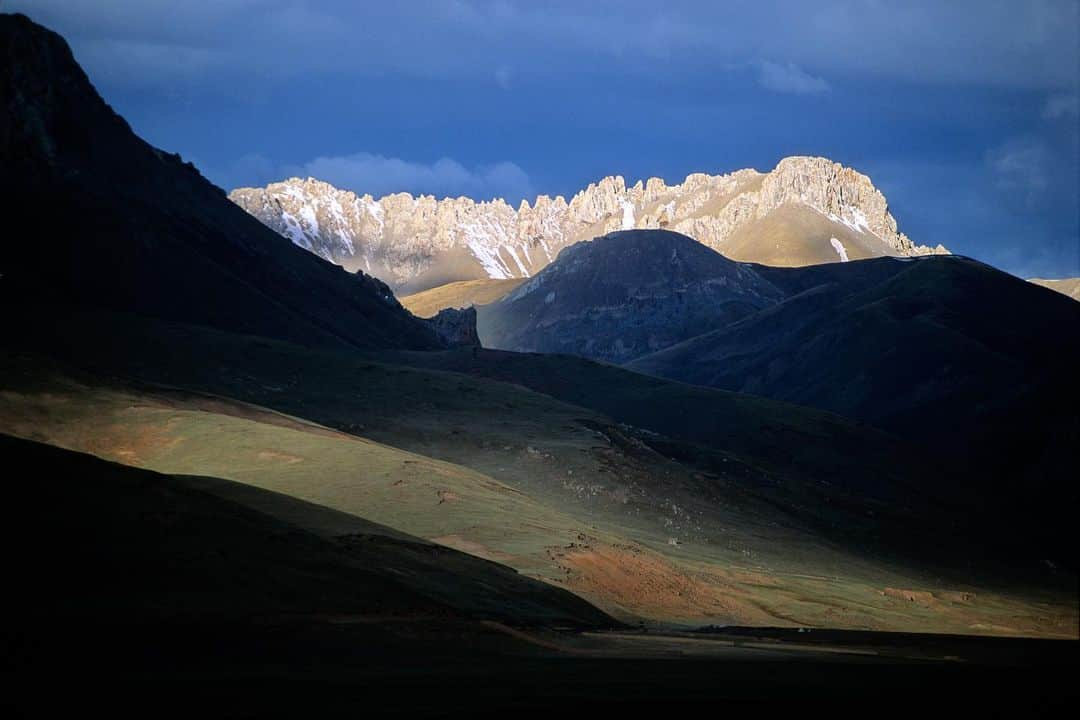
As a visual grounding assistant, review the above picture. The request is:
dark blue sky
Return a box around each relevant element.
[14,1,1080,278]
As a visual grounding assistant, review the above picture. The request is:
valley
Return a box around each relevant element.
[0,9,1076,717]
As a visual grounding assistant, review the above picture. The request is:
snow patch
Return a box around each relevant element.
[364,198,384,230]
[467,238,511,279]
[620,199,636,230]
[279,211,312,250]
[827,207,871,235]
[327,197,355,254]
[505,245,530,276]
[298,205,320,237]
[830,237,849,262]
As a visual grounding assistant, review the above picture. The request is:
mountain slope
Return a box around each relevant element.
[400,277,525,317]
[478,230,785,363]
[628,255,1080,561]
[230,158,947,293]
[1030,277,1080,301]
[5,310,1076,636]
[0,13,439,351]
[630,255,1080,435]
[1,432,612,628]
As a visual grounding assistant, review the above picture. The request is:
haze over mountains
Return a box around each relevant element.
[231,156,948,294]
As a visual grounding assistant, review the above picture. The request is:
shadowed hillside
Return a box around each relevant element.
[479,230,784,363]
[0,13,440,351]
[0,433,613,628]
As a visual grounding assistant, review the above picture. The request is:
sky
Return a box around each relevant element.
[11,0,1080,278]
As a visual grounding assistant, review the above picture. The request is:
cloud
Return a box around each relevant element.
[756,61,830,95]
[75,39,225,89]
[275,152,535,202]
[12,0,1079,93]
[986,137,1050,208]
[1043,93,1079,120]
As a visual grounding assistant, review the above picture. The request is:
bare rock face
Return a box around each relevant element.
[230,156,948,293]
[423,306,480,348]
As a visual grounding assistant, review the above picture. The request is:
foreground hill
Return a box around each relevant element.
[1,433,612,628]
[231,158,945,293]
[628,255,1080,559]
[462,230,1078,569]
[479,230,785,363]
[4,314,1076,637]
[0,13,440,351]
[629,254,1080,446]
[3,11,1075,639]
[2,14,1076,715]
[6,431,1076,716]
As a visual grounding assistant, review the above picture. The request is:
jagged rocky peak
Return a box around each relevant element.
[229,156,948,293]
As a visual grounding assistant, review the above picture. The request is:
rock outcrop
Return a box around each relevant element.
[231,157,948,293]
[424,306,480,347]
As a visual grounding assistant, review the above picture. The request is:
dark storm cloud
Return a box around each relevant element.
[17,1,1079,89]
[9,0,1080,276]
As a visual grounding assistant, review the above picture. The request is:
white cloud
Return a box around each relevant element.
[756,61,830,95]
[277,152,535,202]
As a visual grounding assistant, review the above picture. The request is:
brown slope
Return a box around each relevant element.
[400,278,525,317]
[0,432,614,628]
[1030,277,1080,301]
[722,203,893,265]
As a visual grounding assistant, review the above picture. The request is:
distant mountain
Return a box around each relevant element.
[0,13,440,351]
[1030,277,1080,301]
[626,253,1080,540]
[629,254,1080,440]
[478,230,784,363]
[469,229,1079,552]
[230,157,947,293]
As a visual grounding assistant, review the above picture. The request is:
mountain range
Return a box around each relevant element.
[230,156,948,294]
[1,13,1077,715]
[467,229,1078,562]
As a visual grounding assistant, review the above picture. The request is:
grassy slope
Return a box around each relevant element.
[400,278,525,317]
[627,257,1080,566]
[0,432,612,628]
[3,309,1076,636]
[723,203,892,265]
